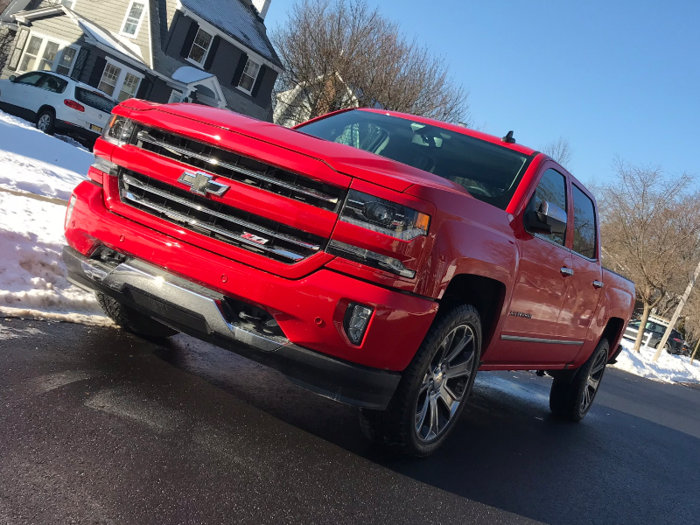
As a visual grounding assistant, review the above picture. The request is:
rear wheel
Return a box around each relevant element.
[36,109,55,135]
[359,304,481,457]
[550,338,609,421]
[97,292,178,339]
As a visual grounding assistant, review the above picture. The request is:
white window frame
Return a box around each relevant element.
[186,27,214,67]
[236,56,261,95]
[99,57,144,101]
[17,31,80,76]
[119,0,147,39]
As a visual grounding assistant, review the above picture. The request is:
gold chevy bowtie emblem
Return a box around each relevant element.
[178,171,228,197]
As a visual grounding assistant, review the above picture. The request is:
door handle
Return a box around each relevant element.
[593,280,604,289]
[560,267,574,277]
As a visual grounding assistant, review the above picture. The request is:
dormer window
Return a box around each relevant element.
[187,28,213,65]
[237,57,261,94]
[121,1,146,37]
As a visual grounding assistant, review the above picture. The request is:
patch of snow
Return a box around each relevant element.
[172,66,214,84]
[0,110,92,200]
[612,338,700,384]
[0,191,106,320]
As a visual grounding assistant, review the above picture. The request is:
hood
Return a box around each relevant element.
[153,104,467,195]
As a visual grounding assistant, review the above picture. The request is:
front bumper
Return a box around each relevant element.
[64,180,440,407]
[63,246,401,409]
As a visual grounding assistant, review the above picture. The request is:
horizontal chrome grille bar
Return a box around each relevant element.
[122,174,320,251]
[122,190,306,262]
[136,130,339,205]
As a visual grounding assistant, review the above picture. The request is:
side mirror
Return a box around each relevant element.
[9,75,16,82]
[525,201,567,235]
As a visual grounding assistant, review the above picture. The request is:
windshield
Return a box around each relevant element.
[297,110,532,210]
[74,87,117,113]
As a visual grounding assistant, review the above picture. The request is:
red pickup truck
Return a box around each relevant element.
[63,102,635,456]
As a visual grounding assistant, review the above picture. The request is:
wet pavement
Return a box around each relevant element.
[1,317,699,524]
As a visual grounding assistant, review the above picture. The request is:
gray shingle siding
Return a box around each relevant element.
[25,13,85,44]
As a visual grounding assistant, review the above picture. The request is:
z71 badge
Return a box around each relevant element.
[241,232,269,245]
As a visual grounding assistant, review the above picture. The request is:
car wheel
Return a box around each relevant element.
[550,338,609,422]
[36,109,55,135]
[359,304,481,457]
[96,292,178,339]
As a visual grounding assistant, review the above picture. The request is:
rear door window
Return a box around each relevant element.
[74,87,117,113]
[40,75,68,94]
[528,169,567,246]
[571,184,597,259]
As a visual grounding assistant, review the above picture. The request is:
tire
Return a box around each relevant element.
[550,338,609,422]
[359,304,481,457]
[36,109,55,135]
[96,292,178,339]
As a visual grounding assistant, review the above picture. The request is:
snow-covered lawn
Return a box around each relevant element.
[611,338,700,384]
[0,110,109,325]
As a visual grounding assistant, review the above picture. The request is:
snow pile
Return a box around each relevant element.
[0,110,110,325]
[0,110,92,201]
[612,338,700,384]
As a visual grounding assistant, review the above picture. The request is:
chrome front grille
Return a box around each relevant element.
[132,126,344,212]
[119,170,325,263]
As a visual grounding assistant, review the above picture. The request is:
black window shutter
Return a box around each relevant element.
[70,48,90,81]
[231,53,248,86]
[136,78,150,99]
[6,28,30,71]
[203,35,220,71]
[87,56,107,88]
[251,65,266,97]
[180,20,200,58]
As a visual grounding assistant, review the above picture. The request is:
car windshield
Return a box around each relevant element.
[297,110,532,210]
[75,87,117,113]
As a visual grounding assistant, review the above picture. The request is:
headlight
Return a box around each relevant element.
[103,115,135,145]
[340,190,430,240]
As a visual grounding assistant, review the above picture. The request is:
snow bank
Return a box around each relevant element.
[612,338,700,384]
[0,110,92,201]
[0,191,109,323]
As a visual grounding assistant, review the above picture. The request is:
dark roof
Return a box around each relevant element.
[180,0,281,68]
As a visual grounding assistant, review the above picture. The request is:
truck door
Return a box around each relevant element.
[492,167,577,366]
[557,183,603,344]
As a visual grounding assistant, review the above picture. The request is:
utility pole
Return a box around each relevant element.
[653,259,700,362]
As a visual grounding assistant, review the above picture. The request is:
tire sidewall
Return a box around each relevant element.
[575,339,609,419]
[405,306,482,456]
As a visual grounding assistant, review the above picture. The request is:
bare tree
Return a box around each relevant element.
[599,158,700,352]
[541,137,573,168]
[272,0,469,126]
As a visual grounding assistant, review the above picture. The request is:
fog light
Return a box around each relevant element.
[344,303,373,345]
[64,194,76,230]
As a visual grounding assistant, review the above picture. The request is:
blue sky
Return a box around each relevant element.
[265,0,699,186]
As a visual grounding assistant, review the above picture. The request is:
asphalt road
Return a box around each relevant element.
[1,317,699,525]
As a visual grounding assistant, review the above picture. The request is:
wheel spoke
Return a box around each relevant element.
[445,330,473,364]
[444,353,473,380]
[439,388,459,418]
[439,330,457,363]
[591,359,606,376]
[415,392,430,432]
[428,395,439,438]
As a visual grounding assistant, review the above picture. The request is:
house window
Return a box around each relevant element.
[188,28,213,65]
[237,57,260,94]
[98,63,121,96]
[121,1,146,37]
[56,46,76,75]
[18,33,79,76]
[98,60,143,101]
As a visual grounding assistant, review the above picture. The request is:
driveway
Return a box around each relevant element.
[1,317,698,524]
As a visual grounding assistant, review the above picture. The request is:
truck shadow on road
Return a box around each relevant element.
[152,334,700,525]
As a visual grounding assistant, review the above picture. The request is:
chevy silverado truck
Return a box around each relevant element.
[63,102,635,456]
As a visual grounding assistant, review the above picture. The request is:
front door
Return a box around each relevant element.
[491,168,577,366]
